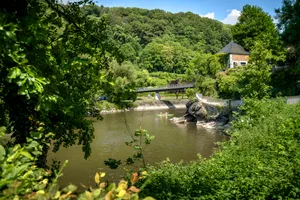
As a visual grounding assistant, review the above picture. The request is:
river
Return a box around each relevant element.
[47,109,227,188]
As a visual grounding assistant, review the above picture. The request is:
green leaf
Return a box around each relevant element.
[134,145,142,150]
[7,67,21,80]
[92,189,101,197]
[107,183,116,191]
[0,145,6,161]
[143,197,156,200]
[48,183,59,198]
[6,31,14,38]
[30,131,43,139]
[0,126,6,137]
[20,151,34,160]
[62,184,77,193]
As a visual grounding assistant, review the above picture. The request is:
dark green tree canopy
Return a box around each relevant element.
[82,5,233,55]
[232,5,276,50]
[0,0,125,163]
[276,0,300,65]
[232,4,285,62]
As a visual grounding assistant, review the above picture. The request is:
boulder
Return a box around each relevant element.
[184,100,207,122]
[216,115,229,126]
[183,100,232,130]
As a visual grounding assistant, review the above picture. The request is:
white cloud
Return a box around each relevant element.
[200,12,215,19]
[222,9,241,25]
[272,17,279,25]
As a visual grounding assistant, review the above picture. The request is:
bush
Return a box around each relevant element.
[140,99,300,199]
[94,100,118,111]
[185,88,196,100]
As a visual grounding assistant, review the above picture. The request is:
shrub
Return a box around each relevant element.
[94,100,118,111]
[185,88,196,100]
[140,99,300,199]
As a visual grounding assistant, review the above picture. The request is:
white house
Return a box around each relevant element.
[218,41,250,68]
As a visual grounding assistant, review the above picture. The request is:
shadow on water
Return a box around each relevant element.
[161,100,176,109]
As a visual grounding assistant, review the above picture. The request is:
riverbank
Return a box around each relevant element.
[99,99,189,114]
[134,99,189,111]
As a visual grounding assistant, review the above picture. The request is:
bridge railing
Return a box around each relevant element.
[136,83,194,92]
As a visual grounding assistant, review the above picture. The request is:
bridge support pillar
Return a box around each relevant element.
[155,92,161,100]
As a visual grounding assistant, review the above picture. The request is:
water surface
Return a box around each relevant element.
[47,109,227,187]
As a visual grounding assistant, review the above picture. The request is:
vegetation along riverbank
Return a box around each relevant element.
[1,0,300,199]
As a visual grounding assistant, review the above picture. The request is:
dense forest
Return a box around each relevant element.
[81,4,299,99]
[82,5,232,56]
[1,0,300,199]
[80,5,233,95]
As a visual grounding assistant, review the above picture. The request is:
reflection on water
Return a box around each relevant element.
[47,109,227,188]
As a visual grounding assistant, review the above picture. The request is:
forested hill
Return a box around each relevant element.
[81,5,232,73]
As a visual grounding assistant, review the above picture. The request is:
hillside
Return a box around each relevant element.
[82,5,232,74]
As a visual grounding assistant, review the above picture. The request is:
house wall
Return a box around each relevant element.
[229,54,249,68]
[232,54,249,61]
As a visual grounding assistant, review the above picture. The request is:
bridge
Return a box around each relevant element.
[136,83,194,93]
[135,83,195,100]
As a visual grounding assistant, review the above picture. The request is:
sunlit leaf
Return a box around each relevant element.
[143,197,156,200]
[92,189,101,197]
[20,151,34,160]
[0,145,6,161]
[100,172,106,177]
[94,172,100,184]
[116,189,126,197]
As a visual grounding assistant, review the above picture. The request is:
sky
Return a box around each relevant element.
[92,0,283,24]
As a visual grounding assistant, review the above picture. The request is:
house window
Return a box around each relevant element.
[240,62,247,66]
[233,62,238,68]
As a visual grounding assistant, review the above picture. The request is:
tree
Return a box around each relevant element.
[0,0,123,164]
[276,0,300,66]
[102,60,137,107]
[185,53,222,96]
[232,5,285,62]
[217,40,272,99]
[139,39,193,73]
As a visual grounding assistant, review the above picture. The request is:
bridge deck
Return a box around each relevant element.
[136,83,194,93]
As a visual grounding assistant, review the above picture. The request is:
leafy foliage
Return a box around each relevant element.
[273,0,300,96]
[139,99,300,199]
[83,6,232,52]
[217,40,273,99]
[185,53,223,97]
[0,0,130,162]
[276,0,300,64]
[100,60,137,108]
[139,38,194,73]
[185,88,196,100]
[232,4,285,63]
[0,127,151,199]
[81,4,232,81]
